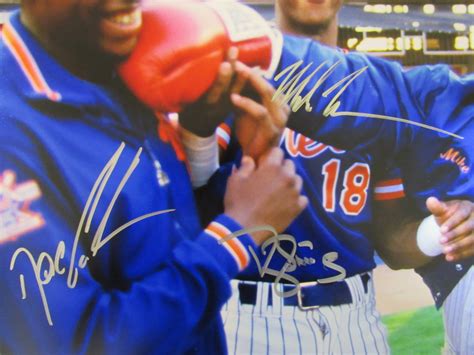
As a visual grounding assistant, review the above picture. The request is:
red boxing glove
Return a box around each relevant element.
[118,0,281,113]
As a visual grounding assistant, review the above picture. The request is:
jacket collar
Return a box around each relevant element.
[2,11,125,109]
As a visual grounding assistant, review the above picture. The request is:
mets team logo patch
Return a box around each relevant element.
[0,170,45,243]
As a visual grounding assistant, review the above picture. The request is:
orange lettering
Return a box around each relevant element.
[440,148,470,173]
[440,148,458,161]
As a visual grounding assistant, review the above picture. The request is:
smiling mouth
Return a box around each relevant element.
[100,6,142,39]
[99,6,143,56]
[108,8,142,27]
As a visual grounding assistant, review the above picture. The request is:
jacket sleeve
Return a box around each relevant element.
[275,35,472,150]
[0,128,254,354]
[274,34,474,210]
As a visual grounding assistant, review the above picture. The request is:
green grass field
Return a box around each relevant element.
[383,306,444,355]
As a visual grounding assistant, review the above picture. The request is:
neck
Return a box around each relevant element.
[313,18,338,47]
[52,51,117,84]
[277,14,339,48]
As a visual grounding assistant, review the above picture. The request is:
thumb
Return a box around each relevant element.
[237,156,256,178]
[426,196,448,225]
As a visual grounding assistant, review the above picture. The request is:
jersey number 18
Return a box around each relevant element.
[322,159,370,215]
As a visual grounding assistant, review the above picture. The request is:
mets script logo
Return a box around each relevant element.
[281,129,345,158]
[0,170,45,243]
[440,148,470,173]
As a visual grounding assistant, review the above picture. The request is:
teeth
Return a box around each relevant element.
[110,9,142,26]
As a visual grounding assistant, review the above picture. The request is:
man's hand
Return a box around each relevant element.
[224,148,308,245]
[427,197,474,262]
[230,69,289,160]
[179,47,249,137]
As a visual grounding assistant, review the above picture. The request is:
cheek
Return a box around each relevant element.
[43,3,95,38]
[332,0,344,13]
[71,7,102,46]
[280,0,302,15]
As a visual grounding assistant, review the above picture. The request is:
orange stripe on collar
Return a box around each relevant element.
[2,22,61,101]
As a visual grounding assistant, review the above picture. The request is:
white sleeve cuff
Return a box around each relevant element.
[180,127,219,188]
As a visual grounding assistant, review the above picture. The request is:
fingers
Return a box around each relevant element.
[293,174,303,194]
[430,199,474,262]
[227,46,238,67]
[231,73,288,130]
[245,67,276,102]
[230,69,287,161]
[439,201,473,235]
[231,61,250,95]
[236,156,256,178]
[441,216,474,243]
[287,170,308,212]
[426,196,451,228]
[282,159,304,190]
[206,62,233,104]
[278,157,308,213]
[282,158,296,176]
[444,232,474,262]
[258,147,284,167]
[231,93,268,122]
[232,92,286,160]
[225,47,238,81]
[205,47,240,104]
[426,196,448,217]
[298,195,309,210]
[231,93,279,133]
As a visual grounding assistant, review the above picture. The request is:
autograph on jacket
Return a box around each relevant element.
[272,59,462,139]
[220,226,346,298]
[9,143,174,326]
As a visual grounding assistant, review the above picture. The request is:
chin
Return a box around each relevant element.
[305,12,332,24]
[100,38,138,59]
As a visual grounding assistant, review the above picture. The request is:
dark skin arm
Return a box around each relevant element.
[371,198,431,270]
[372,197,474,270]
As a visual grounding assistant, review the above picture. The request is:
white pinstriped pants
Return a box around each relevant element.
[443,266,474,355]
[222,274,390,355]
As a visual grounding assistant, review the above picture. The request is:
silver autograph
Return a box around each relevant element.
[10,143,174,326]
[220,225,346,298]
[272,59,463,139]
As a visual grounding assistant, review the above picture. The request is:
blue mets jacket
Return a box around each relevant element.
[211,34,473,308]
[270,35,474,307]
[0,12,255,355]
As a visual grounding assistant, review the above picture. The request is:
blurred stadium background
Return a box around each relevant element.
[2,1,472,72]
[245,0,474,73]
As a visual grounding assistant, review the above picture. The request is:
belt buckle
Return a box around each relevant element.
[297,281,320,311]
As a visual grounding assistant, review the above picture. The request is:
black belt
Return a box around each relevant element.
[238,273,370,310]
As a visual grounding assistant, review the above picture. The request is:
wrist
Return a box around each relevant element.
[180,127,216,147]
[179,108,221,138]
[224,208,248,230]
[224,210,274,246]
[182,125,216,138]
[180,127,219,187]
[179,120,215,137]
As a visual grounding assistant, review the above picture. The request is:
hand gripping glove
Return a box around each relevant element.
[118,0,282,113]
